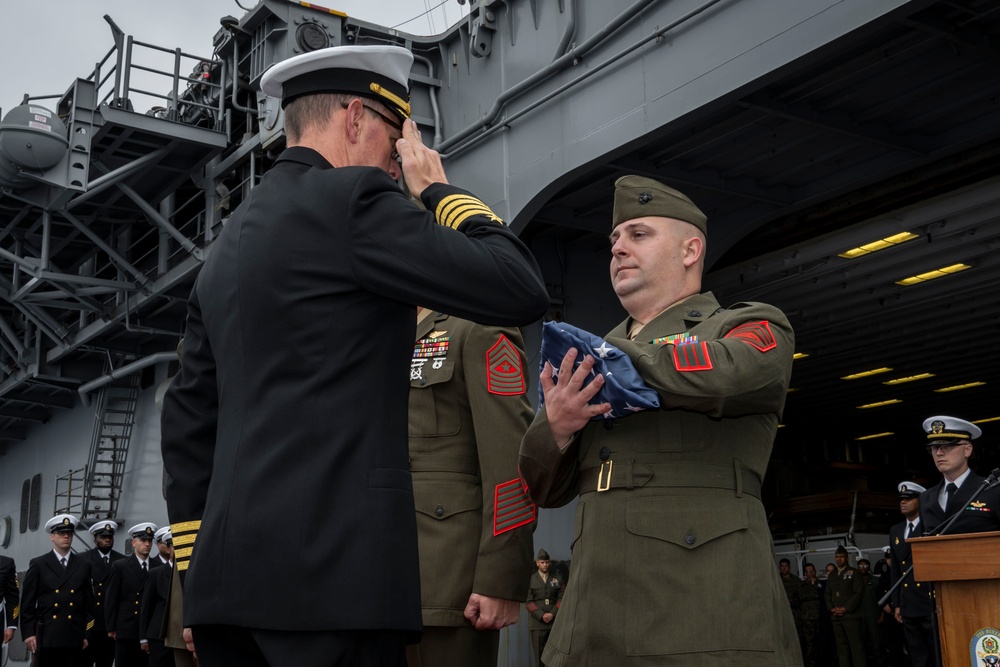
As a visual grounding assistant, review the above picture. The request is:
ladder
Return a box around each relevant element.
[80,367,141,524]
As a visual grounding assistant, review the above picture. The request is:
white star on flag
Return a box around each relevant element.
[623,402,644,413]
[593,341,612,358]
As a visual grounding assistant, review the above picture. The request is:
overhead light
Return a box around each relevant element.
[838,231,919,259]
[972,416,1000,424]
[883,372,935,385]
[793,352,809,360]
[895,263,971,286]
[857,399,902,409]
[934,381,986,393]
[841,367,893,380]
[855,432,894,440]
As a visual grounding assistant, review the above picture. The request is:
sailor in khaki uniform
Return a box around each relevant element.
[519,176,801,666]
[406,310,536,666]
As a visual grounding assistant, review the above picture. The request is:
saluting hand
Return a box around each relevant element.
[540,348,610,449]
[464,594,520,631]
[396,119,447,200]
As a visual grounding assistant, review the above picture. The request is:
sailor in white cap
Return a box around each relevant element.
[83,521,126,667]
[19,513,96,662]
[161,42,547,666]
[887,481,936,667]
[140,528,173,667]
[152,526,172,568]
[918,415,999,536]
[106,522,158,667]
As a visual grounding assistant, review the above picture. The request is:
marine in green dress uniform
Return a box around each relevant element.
[406,310,536,667]
[519,176,801,666]
[525,549,562,666]
[824,546,866,667]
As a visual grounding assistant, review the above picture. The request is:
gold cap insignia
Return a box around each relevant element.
[931,420,945,434]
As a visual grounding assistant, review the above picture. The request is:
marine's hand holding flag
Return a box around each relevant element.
[538,322,660,447]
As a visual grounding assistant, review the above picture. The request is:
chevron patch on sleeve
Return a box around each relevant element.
[494,478,536,535]
[673,341,713,372]
[487,334,526,395]
[724,321,777,352]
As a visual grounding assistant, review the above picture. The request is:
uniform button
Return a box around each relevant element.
[52,615,57,620]
[685,532,696,545]
[688,310,702,318]
[420,378,427,386]
[68,615,72,619]
[70,602,74,607]
[435,505,444,517]
[603,420,615,430]
[70,589,75,593]
[599,447,611,460]
[55,589,60,594]
[54,603,59,608]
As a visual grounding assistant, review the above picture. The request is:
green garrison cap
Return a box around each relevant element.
[536,548,550,560]
[612,175,707,235]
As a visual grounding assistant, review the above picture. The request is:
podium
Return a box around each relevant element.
[910,531,1000,666]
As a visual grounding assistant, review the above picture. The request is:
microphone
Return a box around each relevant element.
[986,467,1000,490]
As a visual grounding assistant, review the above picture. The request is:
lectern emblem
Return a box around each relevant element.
[970,627,1000,666]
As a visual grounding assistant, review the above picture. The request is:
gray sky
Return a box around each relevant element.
[1,0,468,117]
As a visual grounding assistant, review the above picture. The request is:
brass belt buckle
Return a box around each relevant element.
[597,460,613,492]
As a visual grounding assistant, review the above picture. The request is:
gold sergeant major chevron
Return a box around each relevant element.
[435,194,504,229]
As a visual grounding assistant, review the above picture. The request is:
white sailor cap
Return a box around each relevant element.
[154,526,171,543]
[259,45,413,121]
[89,521,118,537]
[128,522,158,540]
[923,415,981,445]
[45,514,79,533]
[897,481,926,498]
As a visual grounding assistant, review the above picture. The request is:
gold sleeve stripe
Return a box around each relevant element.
[444,204,498,230]
[172,533,196,547]
[174,547,194,560]
[176,560,190,572]
[435,195,503,229]
[12,605,18,619]
[438,195,488,224]
[170,520,201,533]
[87,620,95,630]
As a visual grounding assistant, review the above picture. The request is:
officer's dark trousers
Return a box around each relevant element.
[405,625,499,667]
[37,647,84,667]
[83,633,116,667]
[901,615,936,667]
[146,638,173,667]
[192,625,408,667]
[115,638,149,667]
[833,617,867,667]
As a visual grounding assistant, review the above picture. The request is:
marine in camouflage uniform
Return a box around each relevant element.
[406,311,536,667]
[519,176,801,666]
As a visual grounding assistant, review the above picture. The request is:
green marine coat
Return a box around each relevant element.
[408,313,536,627]
[519,292,802,666]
